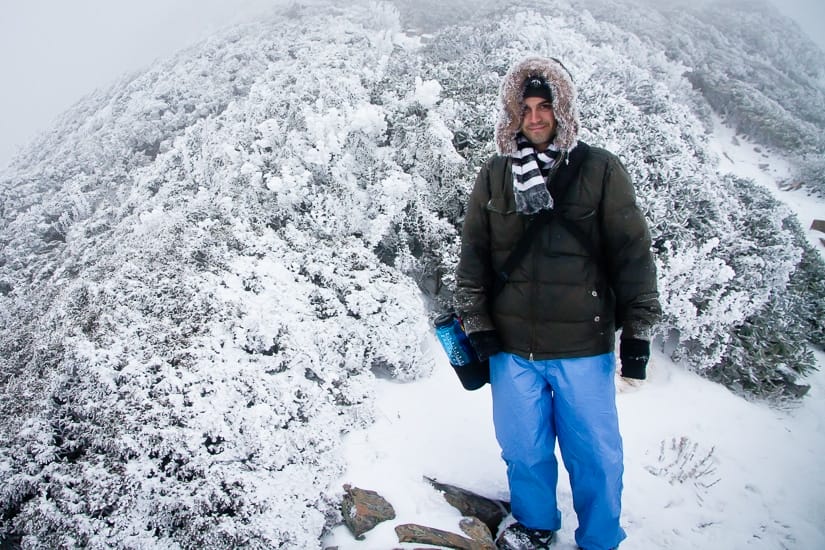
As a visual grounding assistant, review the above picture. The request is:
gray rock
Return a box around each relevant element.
[459,516,496,546]
[340,484,396,539]
[395,521,495,550]
[425,476,510,535]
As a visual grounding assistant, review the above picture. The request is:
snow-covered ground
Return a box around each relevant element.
[324,122,825,549]
[708,114,824,251]
[326,346,825,549]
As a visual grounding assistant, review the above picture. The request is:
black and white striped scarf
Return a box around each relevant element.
[511,134,563,215]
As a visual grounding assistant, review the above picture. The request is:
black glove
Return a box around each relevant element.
[620,338,650,380]
[467,330,502,362]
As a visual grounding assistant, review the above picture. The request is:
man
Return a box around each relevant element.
[454,56,661,550]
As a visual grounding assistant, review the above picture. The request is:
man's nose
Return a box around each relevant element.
[525,108,540,124]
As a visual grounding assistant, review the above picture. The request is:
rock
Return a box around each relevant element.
[341,484,396,539]
[424,476,510,535]
[459,516,495,545]
[395,522,495,550]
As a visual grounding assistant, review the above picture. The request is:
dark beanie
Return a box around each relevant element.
[523,75,553,102]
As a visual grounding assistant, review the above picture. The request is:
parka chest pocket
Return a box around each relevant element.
[485,197,523,252]
[560,204,597,222]
[486,197,516,215]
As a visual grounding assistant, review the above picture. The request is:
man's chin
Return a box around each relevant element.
[527,138,552,151]
[523,131,553,149]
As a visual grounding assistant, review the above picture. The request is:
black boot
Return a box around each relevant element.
[496,522,555,549]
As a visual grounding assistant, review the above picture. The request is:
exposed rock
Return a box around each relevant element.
[395,521,495,550]
[459,516,496,545]
[341,484,396,539]
[425,476,510,535]
[337,479,506,546]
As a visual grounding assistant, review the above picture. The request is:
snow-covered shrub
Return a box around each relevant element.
[790,152,825,198]
[1,4,433,548]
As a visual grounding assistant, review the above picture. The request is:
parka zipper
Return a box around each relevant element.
[529,213,537,361]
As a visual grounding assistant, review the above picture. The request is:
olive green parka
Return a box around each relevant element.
[454,57,660,360]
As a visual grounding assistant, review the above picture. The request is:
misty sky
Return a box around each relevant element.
[0,0,823,170]
[0,0,276,169]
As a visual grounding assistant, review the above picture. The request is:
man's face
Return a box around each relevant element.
[520,96,556,152]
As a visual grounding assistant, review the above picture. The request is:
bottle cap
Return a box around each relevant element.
[433,312,455,327]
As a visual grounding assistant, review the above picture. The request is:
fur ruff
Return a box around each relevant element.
[494,56,580,155]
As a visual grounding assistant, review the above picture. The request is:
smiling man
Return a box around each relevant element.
[520,77,556,151]
[454,56,661,550]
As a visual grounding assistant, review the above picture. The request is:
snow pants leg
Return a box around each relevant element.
[490,352,627,550]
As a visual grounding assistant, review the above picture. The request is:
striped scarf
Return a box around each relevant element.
[511,134,563,215]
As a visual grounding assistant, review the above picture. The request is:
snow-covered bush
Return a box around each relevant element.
[1,4,435,548]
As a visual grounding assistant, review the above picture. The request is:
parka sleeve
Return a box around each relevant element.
[454,160,497,335]
[599,155,662,341]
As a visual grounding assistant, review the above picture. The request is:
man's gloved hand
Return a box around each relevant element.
[467,330,502,362]
[620,338,650,380]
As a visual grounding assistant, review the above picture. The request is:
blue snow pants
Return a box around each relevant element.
[490,351,626,550]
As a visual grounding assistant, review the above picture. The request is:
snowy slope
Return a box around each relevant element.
[326,348,825,549]
[707,114,825,255]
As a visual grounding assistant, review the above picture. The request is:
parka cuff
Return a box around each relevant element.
[458,311,497,335]
[620,324,653,341]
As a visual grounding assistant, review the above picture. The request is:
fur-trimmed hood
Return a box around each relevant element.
[495,56,580,155]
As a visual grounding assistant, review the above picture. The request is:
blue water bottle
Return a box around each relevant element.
[434,312,476,367]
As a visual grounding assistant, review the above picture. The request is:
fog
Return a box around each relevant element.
[0,0,822,170]
[772,0,825,50]
[0,0,276,169]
